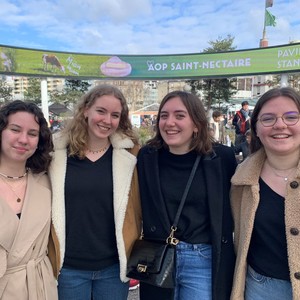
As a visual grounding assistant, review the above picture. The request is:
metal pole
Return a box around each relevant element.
[280,74,288,87]
[262,1,267,40]
[41,79,50,125]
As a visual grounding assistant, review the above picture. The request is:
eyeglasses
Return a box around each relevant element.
[259,112,300,127]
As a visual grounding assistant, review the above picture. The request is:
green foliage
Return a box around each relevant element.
[202,78,237,110]
[50,89,83,106]
[186,35,237,111]
[265,74,300,92]
[65,80,91,93]
[24,78,42,104]
[0,79,13,103]
[134,126,155,146]
[203,35,236,53]
[49,79,91,106]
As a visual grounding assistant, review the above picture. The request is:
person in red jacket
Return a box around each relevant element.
[232,101,251,147]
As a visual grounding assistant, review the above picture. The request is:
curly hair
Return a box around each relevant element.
[0,100,53,173]
[65,84,138,158]
[147,90,213,154]
[250,87,300,153]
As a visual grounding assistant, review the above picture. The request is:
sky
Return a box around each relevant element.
[0,0,299,55]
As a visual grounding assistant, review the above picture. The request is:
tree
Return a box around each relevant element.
[49,79,91,106]
[24,78,42,104]
[202,34,236,53]
[288,74,300,91]
[65,80,91,93]
[265,73,300,92]
[204,78,237,109]
[0,79,13,103]
[50,89,83,106]
[186,35,238,111]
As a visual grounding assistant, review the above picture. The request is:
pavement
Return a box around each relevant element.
[128,287,139,300]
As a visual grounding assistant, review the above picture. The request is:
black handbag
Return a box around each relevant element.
[126,239,175,288]
[126,155,200,288]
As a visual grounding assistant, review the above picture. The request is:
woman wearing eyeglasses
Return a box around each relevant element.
[230,87,300,300]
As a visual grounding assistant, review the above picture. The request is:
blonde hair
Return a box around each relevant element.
[65,84,138,158]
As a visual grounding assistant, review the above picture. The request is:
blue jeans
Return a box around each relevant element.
[174,241,212,300]
[245,265,292,300]
[58,264,129,300]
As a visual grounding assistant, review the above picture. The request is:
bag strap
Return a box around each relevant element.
[166,155,201,245]
[237,110,246,122]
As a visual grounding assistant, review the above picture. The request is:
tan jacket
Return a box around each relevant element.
[0,172,58,300]
[48,131,142,281]
[230,149,300,299]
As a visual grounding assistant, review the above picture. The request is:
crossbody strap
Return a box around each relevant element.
[166,155,201,245]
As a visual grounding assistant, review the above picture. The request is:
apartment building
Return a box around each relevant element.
[5,76,65,100]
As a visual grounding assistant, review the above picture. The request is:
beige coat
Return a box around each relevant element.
[230,148,300,299]
[49,131,142,281]
[0,172,58,300]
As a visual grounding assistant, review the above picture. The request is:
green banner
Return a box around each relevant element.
[1,43,300,79]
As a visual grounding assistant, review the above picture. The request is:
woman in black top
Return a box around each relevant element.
[138,91,236,300]
[49,84,141,300]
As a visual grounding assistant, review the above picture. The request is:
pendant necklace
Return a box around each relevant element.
[267,162,296,182]
[272,170,295,181]
[0,175,27,202]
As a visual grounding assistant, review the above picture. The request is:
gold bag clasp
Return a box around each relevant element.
[137,264,147,273]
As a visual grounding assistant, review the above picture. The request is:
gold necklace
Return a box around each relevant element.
[86,143,109,154]
[0,176,27,202]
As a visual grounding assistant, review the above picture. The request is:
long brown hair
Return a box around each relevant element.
[147,90,213,154]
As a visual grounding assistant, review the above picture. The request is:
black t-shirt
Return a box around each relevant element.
[63,146,119,270]
[247,178,290,280]
[158,148,211,244]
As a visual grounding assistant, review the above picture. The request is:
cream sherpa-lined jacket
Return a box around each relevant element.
[48,131,141,282]
[230,148,300,299]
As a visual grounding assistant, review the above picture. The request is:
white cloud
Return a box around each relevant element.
[0,0,299,54]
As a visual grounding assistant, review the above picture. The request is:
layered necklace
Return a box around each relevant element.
[0,169,28,202]
[266,161,297,182]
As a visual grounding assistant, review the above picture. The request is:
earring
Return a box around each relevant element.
[193,131,198,138]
